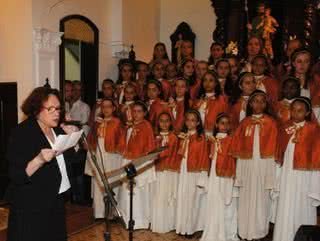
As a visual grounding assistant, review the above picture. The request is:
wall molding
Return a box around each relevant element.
[33,28,63,88]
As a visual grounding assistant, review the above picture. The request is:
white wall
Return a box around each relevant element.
[0,0,33,120]
[0,0,217,120]
[32,0,118,86]
[122,0,160,62]
[159,0,216,61]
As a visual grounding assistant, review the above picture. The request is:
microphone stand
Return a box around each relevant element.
[80,132,125,241]
[123,163,137,241]
[73,119,165,241]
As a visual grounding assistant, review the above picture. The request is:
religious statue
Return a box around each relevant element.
[175,34,184,68]
[247,3,265,39]
[262,7,279,59]
[170,22,196,66]
[247,3,279,59]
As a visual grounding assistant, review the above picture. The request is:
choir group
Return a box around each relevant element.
[82,37,320,241]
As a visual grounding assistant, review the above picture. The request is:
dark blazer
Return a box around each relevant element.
[6,117,75,211]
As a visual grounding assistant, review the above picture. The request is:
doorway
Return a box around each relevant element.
[59,15,99,107]
[0,83,18,201]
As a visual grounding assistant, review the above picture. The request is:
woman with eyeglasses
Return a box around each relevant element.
[6,87,78,241]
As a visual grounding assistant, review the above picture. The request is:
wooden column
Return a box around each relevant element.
[211,0,229,45]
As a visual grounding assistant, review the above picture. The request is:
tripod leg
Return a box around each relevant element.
[128,178,135,241]
[104,195,111,241]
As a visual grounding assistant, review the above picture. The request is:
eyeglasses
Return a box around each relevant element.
[42,106,61,113]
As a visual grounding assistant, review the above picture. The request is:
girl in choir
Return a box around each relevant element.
[290,48,312,98]
[231,90,278,241]
[169,77,191,132]
[150,42,170,67]
[181,40,194,62]
[118,100,156,229]
[275,38,302,80]
[146,80,171,128]
[135,61,149,100]
[175,109,210,236]
[101,78,116,99]
[88,79,116,126]
[229,72,257,128]
[194,71,228,136]
[166,63,178,83]
[193,61,209,101]
[251,54,279,105]
[85,98,123,219]
[196,61,209,80]
[275,77,301,125]
[208,42,225,67]
[273,97,320,241]
[116,62,135,104]
[118,83,138,126]
[201,113,238,241]
[180,59,198,100]
[151,61,172,100]
[151,112,179,233]
[215,59,234,98]
[241,36,264,72]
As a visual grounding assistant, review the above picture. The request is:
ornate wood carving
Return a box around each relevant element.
[211,0,320,60]
[304,0,316,48]
[210,0,228,45]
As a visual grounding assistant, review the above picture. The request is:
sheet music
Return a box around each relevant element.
[52,130,83,154]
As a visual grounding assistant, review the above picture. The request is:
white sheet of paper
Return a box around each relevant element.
[52,130,83,154]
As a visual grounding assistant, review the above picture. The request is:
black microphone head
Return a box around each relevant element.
[63,120,82,128]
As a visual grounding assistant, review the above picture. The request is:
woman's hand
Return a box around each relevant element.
[26,148,57,176]
[60,124,79,134]
[37,148,57,164]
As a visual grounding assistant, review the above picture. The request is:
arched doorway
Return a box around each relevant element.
[60,15,99,107]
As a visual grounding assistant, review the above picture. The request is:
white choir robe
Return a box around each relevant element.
[175,137,208,235]
[201,133,239,241]
[118,158,156,229]
[235,125,276,240]
[313,107,320,124]
[272,136,320,241]
[84,137,122,219]
[151,170,179,233]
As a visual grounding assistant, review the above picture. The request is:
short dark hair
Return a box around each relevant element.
[72,80,82,87]
[21,87,62,118]
[65,80,72,85]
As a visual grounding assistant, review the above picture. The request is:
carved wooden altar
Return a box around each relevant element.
[210,0,320,61]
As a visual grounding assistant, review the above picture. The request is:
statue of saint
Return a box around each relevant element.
[247,3,265,39]
[262,7,279,59]
[247,3,279,59]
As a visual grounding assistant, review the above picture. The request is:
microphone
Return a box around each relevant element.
[62,120,83,128]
